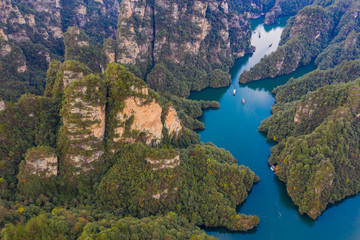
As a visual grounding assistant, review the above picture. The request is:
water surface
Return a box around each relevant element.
[190,17,360,240]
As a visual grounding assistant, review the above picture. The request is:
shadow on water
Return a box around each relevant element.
[273,170,317,227]
[244,63,317,93]
[204,226,259,236]
[250,16,289,31]
[189,16,360,240]
[190,86,229,102]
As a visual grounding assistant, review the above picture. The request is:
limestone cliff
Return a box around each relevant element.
[0,38,28,100]
[0,100,5,111]
[0,0,121,101]
[264,0,315,25]
[64,27,106,73]
[116,0,253,96]
[164,106,182,137]
[240,5,333,83]
[17,146,59,197]
[115,96,163,146]
[106,63,184,149]
[58,61,106,173]
[19,146,58,177]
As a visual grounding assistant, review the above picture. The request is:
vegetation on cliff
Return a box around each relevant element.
[0,29,260,235]
[116,0,253,97]
[240,4,333,83]
[260,66,360,219]
[0,0,121,101]
[240,0,360,83]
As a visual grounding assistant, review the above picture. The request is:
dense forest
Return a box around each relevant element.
[0,20,260,238]
[240,0,360,83]
[2,0,360,238]
[259,62,360,219]
[0,0,311,101]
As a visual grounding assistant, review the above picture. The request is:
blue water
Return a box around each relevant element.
[190,17,360,240]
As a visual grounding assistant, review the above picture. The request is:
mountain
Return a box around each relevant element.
[0,0,120,100]
[0,25,260,237]
[239,0,360,83]
[259,61,360,219]
[114,0,253,97]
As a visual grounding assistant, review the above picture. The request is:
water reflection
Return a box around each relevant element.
[189,16,360,240]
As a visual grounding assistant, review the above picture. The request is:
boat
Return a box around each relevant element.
[242,98,245,104]
[258,32,261,38]
[233,89,236,95]
[269,43,273,47]
[270,165,276,172]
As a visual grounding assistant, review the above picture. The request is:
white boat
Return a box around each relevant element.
[242,98,245,104]
[233,89,236,95]
[270,165,276,171]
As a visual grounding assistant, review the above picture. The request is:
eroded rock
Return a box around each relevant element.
[165,106,182,137]
[23,146,58,177]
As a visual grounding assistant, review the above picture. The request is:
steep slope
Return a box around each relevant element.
[0,0,120,100]
[239,0,360,83]
[0,29,260,232]
[260,75,360,219]
[116,0,253,97]
[240,4,333,83]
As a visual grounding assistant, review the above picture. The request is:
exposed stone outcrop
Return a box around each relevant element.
[294,97,317,123]
[60,66,106,172]
[22,146,58,177]
[115,97,163,146]
[103,37,117,64]
[264,0,315,25]
[0,43,12,57]
[117,0,152,65]
[116,0,252,96]
[146,155,181,171]
[240,5,333,83]
[64,27,106,73]
[165,106,182,136]
[152,187,178,199]
[0,100,5,111]
[106,63,183,148]
[0,0,122,100]
[51,60,92,95]
[17,62,27,73]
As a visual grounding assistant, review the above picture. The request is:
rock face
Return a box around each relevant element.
[240,5,332,83]
[293,97,316,123]
[146,155,181,171]
[264,0,315,25]
[116,0,253,96]
[59,63,106,172]
[115,97,163,146]
[22,146,58,177]
[106,63,183,149]
[64,27,106,73]
[0,0,121,101]
[165,106,182,136]
[0,100,5,111]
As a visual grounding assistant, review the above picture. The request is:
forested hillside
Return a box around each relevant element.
[3,0,358,237]
[0,24,260,238]
[0,0,121,101]
[259,61,360,219]
[0,0,311,101]
[240,0,360,83]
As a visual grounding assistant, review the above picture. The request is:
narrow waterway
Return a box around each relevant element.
[190,17,360,240]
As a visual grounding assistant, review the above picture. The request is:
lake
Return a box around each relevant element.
[190,17,360,240]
